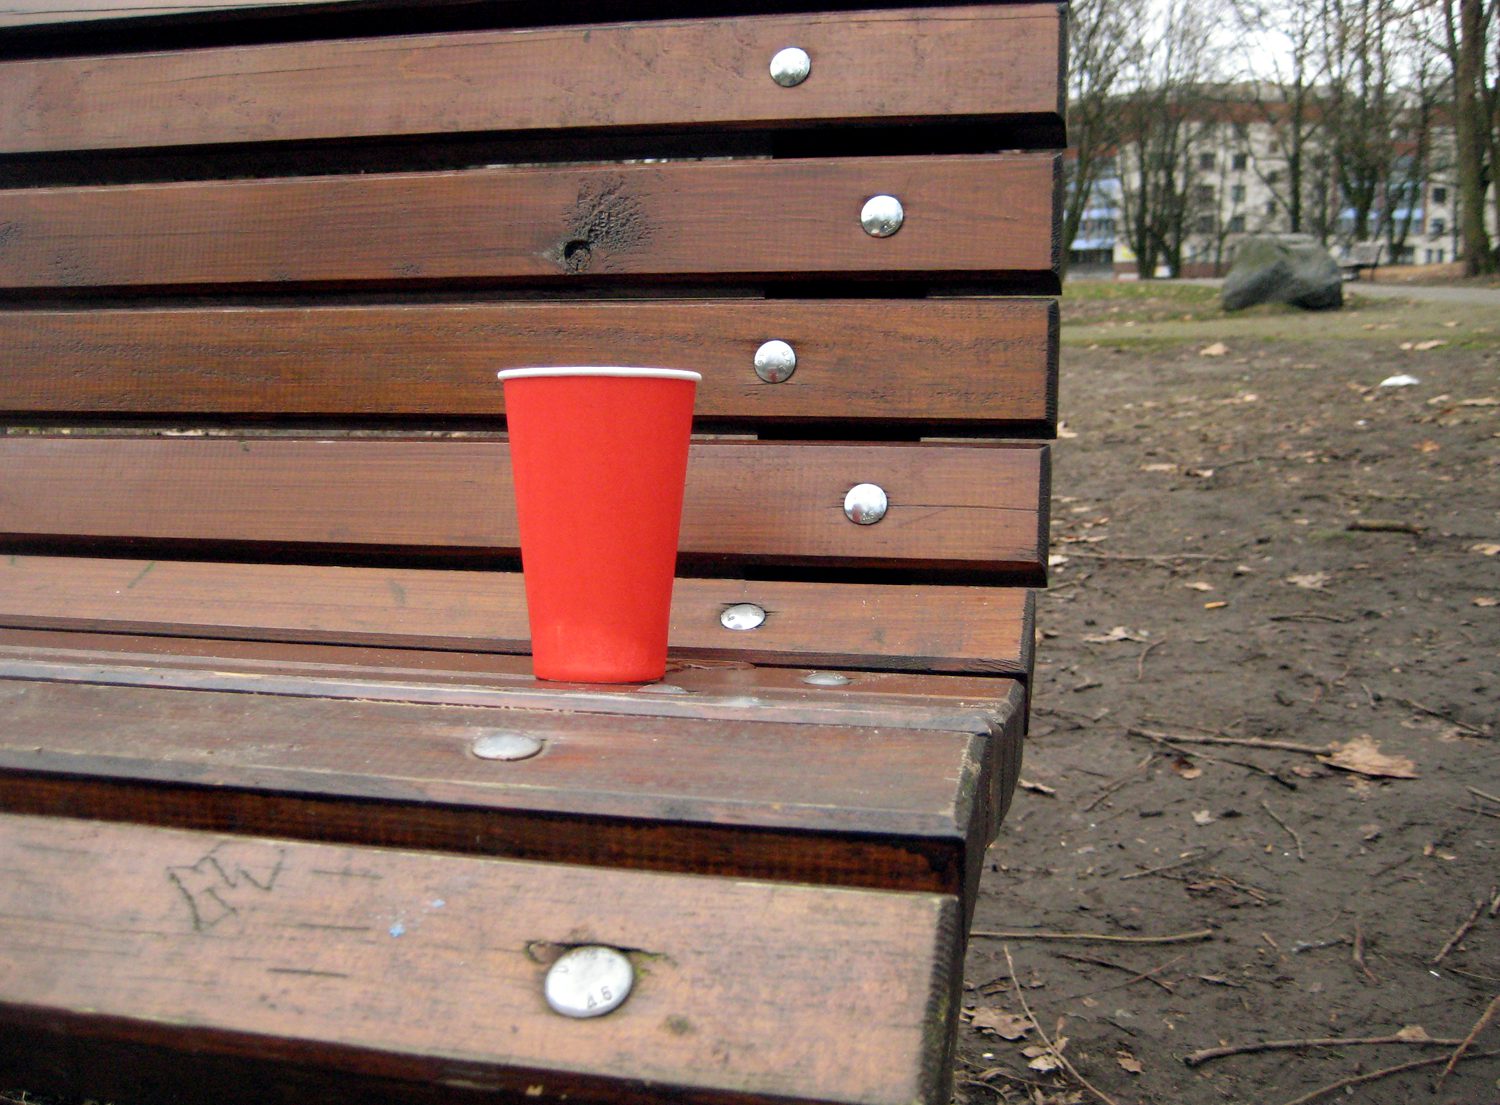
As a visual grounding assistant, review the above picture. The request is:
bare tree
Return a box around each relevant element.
[1437,0,1498,272]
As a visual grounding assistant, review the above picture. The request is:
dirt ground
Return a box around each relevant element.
[955,283,1500,1105]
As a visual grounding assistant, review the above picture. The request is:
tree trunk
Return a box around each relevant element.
[1455,0,1496,273]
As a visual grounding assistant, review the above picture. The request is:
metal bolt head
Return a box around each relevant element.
[860,195,905,238]
[843,483,888,525]
[803,671,852,686]
[753,339,797,383]
[544,945,634,1018]
[471,732,544,761]
[720,603,767,631]
[769,46,811,87]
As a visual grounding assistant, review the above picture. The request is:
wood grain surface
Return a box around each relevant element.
[0,675,995,894]
[0,812,963,1105]
[0,155,1058,290]
[0,438,1048,575]
[0,556,1034,673]
[0,298,1056,429]
[0,6,1062,153]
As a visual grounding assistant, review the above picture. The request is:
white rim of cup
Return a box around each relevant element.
[497,367,702,382]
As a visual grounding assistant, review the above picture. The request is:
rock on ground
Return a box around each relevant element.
[1223,237,1343,312]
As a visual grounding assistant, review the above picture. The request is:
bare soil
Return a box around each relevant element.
[957,285,1500,1105]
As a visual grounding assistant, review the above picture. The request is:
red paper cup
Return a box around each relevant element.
[498,367,700,683]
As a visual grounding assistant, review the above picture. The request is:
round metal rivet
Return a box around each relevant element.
[753,339,797,383]
[720,603,767,631]
[803,671,852,686]
[769,46,811,87]
[860,195,905,238]
[544,945,634,1019]
[639,683,690,695]
[843,483,889,525]
[470,732,544,761]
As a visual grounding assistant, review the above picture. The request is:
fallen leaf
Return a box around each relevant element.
[1048,553,1071,568]
[1290,763,1323,778]
[1117,1052,1144,1074]
[1318,734,1418,780]
[1457,396,1499,407]
[1186,467,1216,478]
[1140,462,1177,472]
[1359,823,1382,841]
[1027,1053,1063,1073]
[1286,572,1330,590]
[1379,374,1421,387]
[1192,809,1217,825]
[1184,581,1215,591]
[1170,757,1203,780]
[1056,422,1079,439]
[1474,597,1498,607]
[1412,339,1448,351]
[1083,625,1148,643]
[1019,778,1057,797]
[1471,544,1500,556]
[969,1008,1032,1040]
[1416,440,1441,453]
[1199,342,1229,357]
[1203,601,1228,610]
[1395,1025,1432,1042]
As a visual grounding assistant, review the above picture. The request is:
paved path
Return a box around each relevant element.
[1173,276,1500,307]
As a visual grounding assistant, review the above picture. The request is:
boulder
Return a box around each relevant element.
[1222,236,1343,311]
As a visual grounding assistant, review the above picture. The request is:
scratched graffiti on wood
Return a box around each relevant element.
[551,175,655,274]
[167,840,287,932]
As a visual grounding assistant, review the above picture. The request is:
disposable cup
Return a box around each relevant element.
[497,367,700,682]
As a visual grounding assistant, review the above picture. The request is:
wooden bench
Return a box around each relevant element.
[0,2,1063,1102]
[1341,241,1385,281]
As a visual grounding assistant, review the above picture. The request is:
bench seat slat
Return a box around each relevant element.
[0,812,962,1105]
[0,154,1058,291]
[0,556,1034,674]
[0,673,1017,894]
[0,438,1048,576]
[0,5,1062,154]
[0,299,1056,429]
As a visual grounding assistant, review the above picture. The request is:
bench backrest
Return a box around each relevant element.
[0,0,1062,679]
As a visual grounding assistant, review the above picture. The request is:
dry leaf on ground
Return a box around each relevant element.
[1475,597,1498,607]
[1184,581,1215,591]
[1116,1052,1144,1074]
[1170,757,1203,780]
[1470,543,1500,556]
[1192,809,1217,825]
[1199,342,1229,357]
[1083,626,1148,643]
[969,1008,1032,1040]
[1395,1025,1432,1041]
[1287,572,1330,589]
[1318,734,1418,779]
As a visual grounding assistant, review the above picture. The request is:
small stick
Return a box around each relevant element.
[1053,950,1181,995]
[1129,727,1328,755]
[1352,921,1378,985]
[1436,992,1500,1089]
[1002,945,1122,1105]
[1136,637,1165,681]
[1261,800,1305,860]
[972,927,1214,945]
[1468,786,1500,806]
[1490,887,1500,918]
[1276,1047,1500,1105]
[1124,728,1295,785]
[1433,898,1488,964]
[1060,550,1227,564]
[1400,698,1495,738]
[1185,1031,1470,1067]
[1083,751,1155,812]
[1120,848,1220,881]
[1346,519,1423,535]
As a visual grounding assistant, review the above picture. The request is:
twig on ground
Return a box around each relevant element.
[1129,727,1328,755]
[1058,550,1228,564]
[973,928,1214,945]
[1184,1031,1469,1067]
[1436,992,1500,1090]
[1053,951,1182,996]
[1275,1047,1500,1105]
[1468,786,1500,806]
[1265,612,1351,624]
[1083,751,1155,812]
[1124,728,1297,786]
[1136,637,1166,681]
[1434,897,1490,964]
[1352,921,1378,985]
[1261,800,1306,860]
[1120,848,1221,881]
[964,1069,1053,1091]
[1491,888,1500,918]
[1002,945,1122,1105]
[1400,698,1495,738]
[1346,519,1424,535]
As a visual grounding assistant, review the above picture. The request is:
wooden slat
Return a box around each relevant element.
[0,5,1062,154]
[0,556,1034,674]
[0,438,1048,575]
[0,675,1001,895]
[0,299,1057,429]
[0,155,1059,291]
[0,813,963,1105]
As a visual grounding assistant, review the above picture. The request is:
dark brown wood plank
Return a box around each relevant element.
[0,675,995,895]
[0,299,1057,429]
[0,438,1048,575]
[0,813,962,1105]
[0,0,336,26]
[0,6,1063,154]
[0,155,1058,290]
[0,556,1034,673]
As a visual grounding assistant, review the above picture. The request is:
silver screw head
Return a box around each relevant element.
[843,483,888,525]
[769,46,811,87]
[753,339,797,383]
[544,945,634,1019]
[720,603,767,631]
[860,195,905,238]
[470,732,544,761]
[803,671,852,686]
